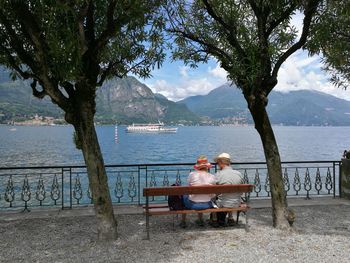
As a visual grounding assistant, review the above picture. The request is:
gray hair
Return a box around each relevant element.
[218,158,231,166]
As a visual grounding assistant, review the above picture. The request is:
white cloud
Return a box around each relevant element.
[276,51,350,101]
[147,54,350,102]
[208,63,228,81]
[149,77,217,101]
[179,66,189,78]
[144,62,228,101]
[142,11,350,103]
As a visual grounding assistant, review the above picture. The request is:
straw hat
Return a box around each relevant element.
[194,155,212,170]
[214,152,231,163]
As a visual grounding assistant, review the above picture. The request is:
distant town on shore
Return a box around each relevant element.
[1,68,350,127]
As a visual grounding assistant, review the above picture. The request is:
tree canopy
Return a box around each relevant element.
[0,0,165,113]
[0,0,166,241]
[307,0,350,89]
[165,0,322,229]
[166,0,320,95]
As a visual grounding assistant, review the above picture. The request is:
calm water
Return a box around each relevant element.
[0,125,349,167]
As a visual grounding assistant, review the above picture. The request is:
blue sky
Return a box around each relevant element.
[137,13,350,102]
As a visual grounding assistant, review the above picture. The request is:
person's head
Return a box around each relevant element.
[214,153,231,170]
[194,155,212,171]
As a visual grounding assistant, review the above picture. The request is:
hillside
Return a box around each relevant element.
[178,85,248,119]
[179,84,350,126]
[95,77,199,124]
[0,70,199,124]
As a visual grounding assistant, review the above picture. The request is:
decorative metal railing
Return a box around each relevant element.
[0,161,341,211]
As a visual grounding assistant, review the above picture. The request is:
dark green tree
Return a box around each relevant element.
[307,0,350,89]
[0,0,164,240]
[165,0,322,229]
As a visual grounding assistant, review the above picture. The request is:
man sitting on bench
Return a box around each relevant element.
[181,155,216,227]
[211,153,243,227]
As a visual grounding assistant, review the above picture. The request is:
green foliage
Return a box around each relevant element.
[0,0,166,114]
[307,1,350,89]
[166,0,320,93]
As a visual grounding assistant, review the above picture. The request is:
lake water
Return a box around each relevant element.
[0,125,349,167]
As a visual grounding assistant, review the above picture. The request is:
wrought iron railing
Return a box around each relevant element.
[0,161,341,211]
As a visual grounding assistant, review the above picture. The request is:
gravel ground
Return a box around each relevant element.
[0,205,350,263]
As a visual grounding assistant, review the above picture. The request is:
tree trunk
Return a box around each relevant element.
[247,95,292,229]
[72,105,118,241]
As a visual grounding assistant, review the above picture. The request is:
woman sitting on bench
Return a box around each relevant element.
[181,155,216,227]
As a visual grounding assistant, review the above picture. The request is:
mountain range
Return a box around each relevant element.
[0,66,350,126]
[179,84,350,126]
[0,70,198,124]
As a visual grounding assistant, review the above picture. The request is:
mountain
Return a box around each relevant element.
[95,77,199,124]
[179,84,248,119]
[0,80,63,121]
[0,71,199,124]
[179,84,350,126]
[268,90,350,126]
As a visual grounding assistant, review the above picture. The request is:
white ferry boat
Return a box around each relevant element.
[126,122,177,133]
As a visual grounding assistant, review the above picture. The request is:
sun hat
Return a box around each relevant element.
[194,155,212,170]
[214,152,231,163]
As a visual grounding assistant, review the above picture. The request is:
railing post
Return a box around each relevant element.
[339,161,342,198]
[61,168,64,209]
[69,168,72,208]
[333,162,336,198]
[138,166,141,205]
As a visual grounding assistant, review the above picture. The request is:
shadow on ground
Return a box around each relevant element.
[0,205,350,263]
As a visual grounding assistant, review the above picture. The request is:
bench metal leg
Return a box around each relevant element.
[146,196,150,240]
[245,193,250,232]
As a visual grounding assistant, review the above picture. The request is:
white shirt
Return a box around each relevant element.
[187,170,216,202]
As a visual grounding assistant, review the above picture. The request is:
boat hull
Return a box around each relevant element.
[126,128,177,133]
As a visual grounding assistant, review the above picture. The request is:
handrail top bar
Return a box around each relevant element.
[144,184,255,196]
[0,160,341,170]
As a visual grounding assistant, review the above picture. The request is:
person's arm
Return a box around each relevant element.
[187,172,193,186]
[210,173,217,185]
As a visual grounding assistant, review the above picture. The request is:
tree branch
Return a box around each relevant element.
[30,79,47,99]
[93,0,119,52]
[169,28,233,64]
[247,0,259,16]
[266,3,297,37]
[271,0,321,86]
[201,0,247,58]
[0,11,37,70]
[76,3,89,54]
[97,61,123,86]
[60,81,76,98]
[0,45,36,80]
[85,1,95,48]
[9,3,71,111]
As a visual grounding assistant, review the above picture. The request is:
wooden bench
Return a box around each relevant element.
[143,184,254,239]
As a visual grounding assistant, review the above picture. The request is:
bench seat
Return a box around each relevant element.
[144,205,249,215]
[143,184,254,239]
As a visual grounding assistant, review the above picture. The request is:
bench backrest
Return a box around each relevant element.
[143,184,254,197]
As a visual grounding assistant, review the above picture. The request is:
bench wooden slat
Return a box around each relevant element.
[143,184,254,196]
[143,184,254,239]
[142,203,168,209]
[146,207,249,215]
